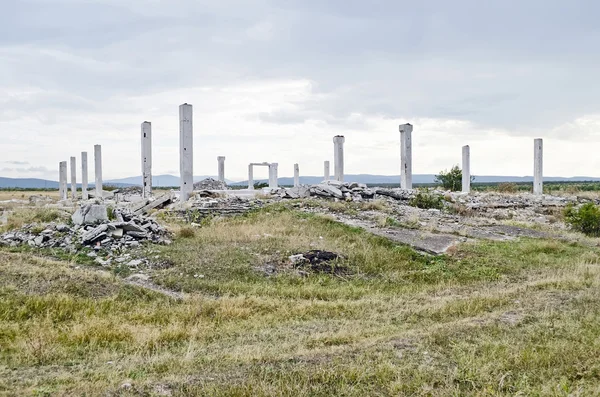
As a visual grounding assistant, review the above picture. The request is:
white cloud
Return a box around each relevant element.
[1,0,600,181]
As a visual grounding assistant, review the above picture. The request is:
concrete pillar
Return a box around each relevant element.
[59,161,67,200]
[81,152,88,200]
[462,145,470,193]
[179,103,194,201]
[269,163,279,188]
[217,156,226,183]
[141,121,152,198]
[324,160,330,181]
[94,144,103,198]
[248,164,254,190]
[70,156,77,199]
[534,138,543,195]
[333,135,345,182]
[293,163,300,187]
[400,123,413,189]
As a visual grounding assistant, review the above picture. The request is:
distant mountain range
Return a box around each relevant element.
[3,174,600,189]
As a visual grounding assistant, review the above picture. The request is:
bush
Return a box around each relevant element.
[409,191,444,210]
[435,165,473,191]
[564,203,600,236]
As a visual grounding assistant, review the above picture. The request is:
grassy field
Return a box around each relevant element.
[1,207,600,395]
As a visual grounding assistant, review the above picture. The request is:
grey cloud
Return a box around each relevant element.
[2,0,600,147]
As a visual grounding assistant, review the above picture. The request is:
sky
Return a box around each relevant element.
[1,0,600,182]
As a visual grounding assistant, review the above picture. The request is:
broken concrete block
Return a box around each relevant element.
[72,204,109,225]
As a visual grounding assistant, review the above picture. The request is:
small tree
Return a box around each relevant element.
[435,165,464,191]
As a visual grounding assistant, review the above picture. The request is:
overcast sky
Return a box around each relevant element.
[1,0,600,181]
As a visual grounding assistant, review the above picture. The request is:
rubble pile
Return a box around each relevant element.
[0,204,171,253]
[193,178,228,191]
[168,196,264,221]
[277,181,376,201]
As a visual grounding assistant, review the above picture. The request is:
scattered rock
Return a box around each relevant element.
[193,178,228,191]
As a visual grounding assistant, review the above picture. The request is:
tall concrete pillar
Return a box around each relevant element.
[141,121,152,198]
[59,161,67,200]
[179,103,194,201]
[217,156,226,183]
[70,156,77,199]
[333,135,345,182]
[400,123,413,189]
[462,145,471,193]
[269,163,279,188]
[293,163,300,187]
[94,145,103,198]
[534,138,543,195]
[81,152,88,200]
[324,160,330,181]
[248,164,254,190]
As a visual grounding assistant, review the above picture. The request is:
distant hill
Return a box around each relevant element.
[0,177,59,189]
[3,174,600,189]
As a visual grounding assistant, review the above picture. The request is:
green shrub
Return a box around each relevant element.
[409,191,444,210]
[435,165,467,191]
[564,203,600,236]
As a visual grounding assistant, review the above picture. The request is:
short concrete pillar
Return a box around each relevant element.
[399,123,413,189]
[141,121,152,198]
[462,145,471,193]
[81,152,88,200]
[70,156,77,199]
[534,138,543,195]
[179,103,194,201]
[59,161,68,200]
[324,160,330,181]
[94,145,103,198]
[217,156,226,183]
[269,163,279,188]
[333,135,345,182]
[248,164,254,190]
[293,163,300,187]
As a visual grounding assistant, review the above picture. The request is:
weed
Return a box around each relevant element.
[409,191,444,210]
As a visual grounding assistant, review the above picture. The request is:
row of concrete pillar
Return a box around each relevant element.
[399,124,545,195]
[59,108,545,200]
[58,145,103,201]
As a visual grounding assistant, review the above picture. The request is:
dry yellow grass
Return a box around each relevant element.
[1,207,600,395]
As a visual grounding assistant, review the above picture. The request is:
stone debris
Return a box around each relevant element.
[288,250,348,275]
[167,195,264,221]
[71,204,109,225]
[193,177,228,191]
[0,208,171,254]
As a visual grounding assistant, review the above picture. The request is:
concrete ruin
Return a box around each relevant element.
[179,104,193,201]
[269,163,279,189]
[58,161,67,200]
[534,138,543,195]
[217,156,226,183]
[94,145,103,198]
[248,162,271,190]
[462,145,471,194]
[333,136,345,182]
[141,121,152,198]
[324,160,330,182]
[294,163,300,187]
[81,152,88,200]
[399,123,413,190]
[70,157,77,199]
